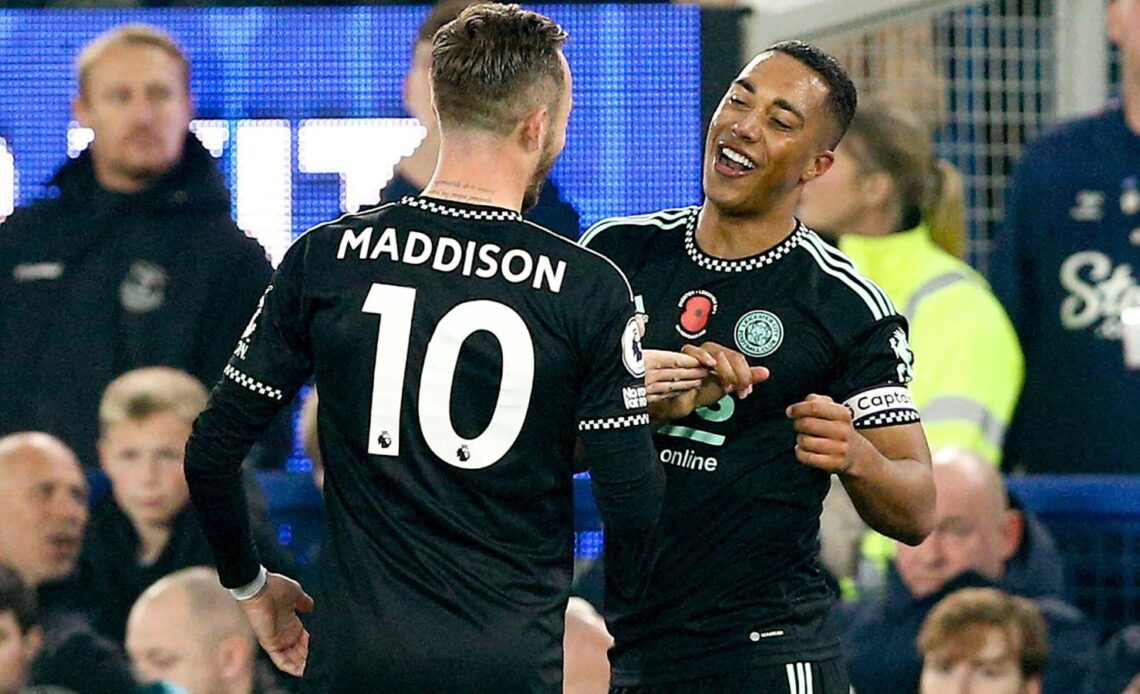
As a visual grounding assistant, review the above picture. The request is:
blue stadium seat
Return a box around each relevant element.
[1008,475,1140,639]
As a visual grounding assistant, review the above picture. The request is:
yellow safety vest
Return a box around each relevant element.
[839,225,1023,464]
[838,226,1025,577]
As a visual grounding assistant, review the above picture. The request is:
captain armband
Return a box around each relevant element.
[842,385,921,429]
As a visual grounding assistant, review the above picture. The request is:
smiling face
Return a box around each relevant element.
[702,51,838,217]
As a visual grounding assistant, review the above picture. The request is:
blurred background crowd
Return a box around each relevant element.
[0,0,1138,692]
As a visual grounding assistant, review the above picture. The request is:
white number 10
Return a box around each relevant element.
[362,282,535,470]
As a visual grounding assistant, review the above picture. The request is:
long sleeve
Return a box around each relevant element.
[184,239,312,587]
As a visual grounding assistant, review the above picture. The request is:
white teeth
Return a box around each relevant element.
[720,146,755,170]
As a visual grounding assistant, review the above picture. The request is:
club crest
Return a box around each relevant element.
[734,310,783,358]
[119,260,168,314]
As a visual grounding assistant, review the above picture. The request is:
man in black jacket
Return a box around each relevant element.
[840,448,1097,694]
[0,24,271,467]
[0,432,153,694]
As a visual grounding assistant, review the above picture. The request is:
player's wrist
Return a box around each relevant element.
[837,433,877,479]
[230,565,268,601]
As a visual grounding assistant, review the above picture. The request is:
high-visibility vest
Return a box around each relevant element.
[837,226,1025,580]
[839,225,1024,465]
[834,227,1030,583]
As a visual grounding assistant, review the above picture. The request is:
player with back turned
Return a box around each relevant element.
[182,5,664,691]
[581,42,936,693]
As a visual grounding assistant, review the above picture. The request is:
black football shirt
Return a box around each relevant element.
[581,206,920,685]
[184,196,659,692]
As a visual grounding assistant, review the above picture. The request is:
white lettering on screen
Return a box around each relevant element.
[20,119,429,265]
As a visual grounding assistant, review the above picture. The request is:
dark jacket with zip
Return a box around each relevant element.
[840,570,1098,694]
[0,136,271,466]
[80,497,297,644]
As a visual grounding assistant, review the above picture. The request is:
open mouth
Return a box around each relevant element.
[47,534,79,555]
[715,144,756,176]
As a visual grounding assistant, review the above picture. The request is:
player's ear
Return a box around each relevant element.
[998,508,1024,563]
[800,150,834,184]
[520,104,549,154]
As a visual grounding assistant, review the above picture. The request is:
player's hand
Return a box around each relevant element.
[687,342,769,400]
[786,394,870,474]
[643,349,709,404]
[238,572,315,677]
[647,344,769,423]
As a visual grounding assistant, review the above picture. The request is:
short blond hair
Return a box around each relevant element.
[99,367,209,433]
[76,23,190,100]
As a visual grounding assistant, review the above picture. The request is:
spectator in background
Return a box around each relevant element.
[125,567,283,694]
[0,433,146,694]
[376,0,581,238]
[989,0,1140,474]
[0,434,88,614]
[839,448,1096,694]
[0,565,42,694]
[799,101,1024,594]
[83,367,294,643]
[0,24,272,468]
[799,101,1022,466]
[917,587,1049,694]
[1085,625,1140,694]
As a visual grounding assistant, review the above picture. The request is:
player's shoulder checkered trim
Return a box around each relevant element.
[578,413,651,431]
[855,409,921,429]
[685,216,807,273]
[224,365,284,401]
[579,206,696,247]
[401,196,523,223]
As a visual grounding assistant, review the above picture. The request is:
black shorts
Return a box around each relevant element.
[610,657,849,694]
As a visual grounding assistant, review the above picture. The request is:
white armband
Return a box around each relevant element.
[842,385,921,429]
[229,565,268,601]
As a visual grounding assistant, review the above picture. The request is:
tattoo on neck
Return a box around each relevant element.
[430,180,496,204]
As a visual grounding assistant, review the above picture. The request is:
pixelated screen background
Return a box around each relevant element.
[0,5,703,265]
[0,5,705,560]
